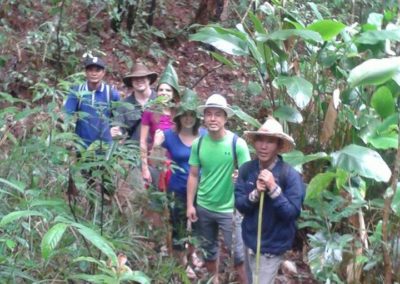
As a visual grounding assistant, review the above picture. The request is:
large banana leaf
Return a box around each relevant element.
[331,144,392,182]
[348,57,400,88]
[273,76,313,109]
[231,105,261,128]
[307,20,346,41]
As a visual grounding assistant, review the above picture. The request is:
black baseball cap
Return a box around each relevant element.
[84,56,106,69]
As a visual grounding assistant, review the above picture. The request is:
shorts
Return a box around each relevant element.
[196,205,244,265]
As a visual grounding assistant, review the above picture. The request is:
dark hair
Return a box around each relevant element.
[175,112,201,135]
[156,83,180,104]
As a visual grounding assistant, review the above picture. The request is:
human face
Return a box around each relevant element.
[254,136,281,166]
[204,107,227,133]
[85,66,105,85]
[131,76,151,93]
[179,111,196,129]
[157,83,174,102]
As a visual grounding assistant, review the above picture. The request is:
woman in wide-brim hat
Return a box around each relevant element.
[151,88,205,278]
[140,61,181,186]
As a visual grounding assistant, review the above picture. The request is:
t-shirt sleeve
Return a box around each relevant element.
[237,137,251,167]
[188,137,200,166]
[141,111,152,126]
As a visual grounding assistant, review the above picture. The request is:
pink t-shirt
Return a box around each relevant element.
[142,111,174,148]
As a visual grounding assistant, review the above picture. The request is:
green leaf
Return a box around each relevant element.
[371,86,395,119]
[307,20,346,41]
[74,224,118,265]
[210,52,235,68]
[356,29,400,44]
[246,81,262,96]
[190,26,248,56]
[256,29,323,43]
[331,144,392,182]
[0,210,44,227]
[283,150,329,167]
[236,23,265,65]
[41,223,68,260]
[273,76,313,109]
[273,105,303,123]
[0,178,26,193]
[231,105,261,128]
[120,271,151,283]
[347,57,400,88]
[69,274,115,282]
[391,182,400,217]
[306,172,337,200]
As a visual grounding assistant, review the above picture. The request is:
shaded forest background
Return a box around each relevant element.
[0,0,399,283]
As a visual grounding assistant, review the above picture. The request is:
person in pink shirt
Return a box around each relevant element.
[140,62,180,187]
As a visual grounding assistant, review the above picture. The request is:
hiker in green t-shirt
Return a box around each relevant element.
[186,94,251,284]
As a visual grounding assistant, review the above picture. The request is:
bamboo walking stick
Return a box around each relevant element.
[254,191,265,284]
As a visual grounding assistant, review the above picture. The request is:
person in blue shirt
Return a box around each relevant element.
[64,56,120,148]
[152,88,205,278]
[235,116,305,284]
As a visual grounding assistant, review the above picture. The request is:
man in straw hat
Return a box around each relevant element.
[187,94,250,283]
[235,116,305,283]
[111,61,158,141]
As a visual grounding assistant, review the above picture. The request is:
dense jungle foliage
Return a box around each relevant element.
[0,0,399,283]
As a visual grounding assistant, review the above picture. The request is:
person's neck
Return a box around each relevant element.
[87,81,101,91]
[180,127,193,136]
[259,156,278,170]
[208,128,226,140]
[134,88,151,101]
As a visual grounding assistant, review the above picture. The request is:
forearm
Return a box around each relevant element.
[186,173,198,208]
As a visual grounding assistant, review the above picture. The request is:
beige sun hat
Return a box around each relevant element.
[197,94,235,118]
[244,116,295,153]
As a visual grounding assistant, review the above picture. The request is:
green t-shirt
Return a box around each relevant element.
[189,131,250,213]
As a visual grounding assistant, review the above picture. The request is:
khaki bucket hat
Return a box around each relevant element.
[123,62,158,87]
[244,116,295,153]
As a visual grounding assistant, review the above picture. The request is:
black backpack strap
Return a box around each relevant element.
[232,133,239,170]
[197,135,204,168]
[278,161,289,190]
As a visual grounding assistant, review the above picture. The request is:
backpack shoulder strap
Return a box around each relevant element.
[232,133,239,170]
[197,135,204,167]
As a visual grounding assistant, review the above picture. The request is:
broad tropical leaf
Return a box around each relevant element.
[273,105,303,123]
[283,150,329,168]
[331,144,392,182]
[256,29,323,43]
[190,26,248,56]
[370,86,395,119]
[273,76,313,109]
[120,271,151,283]
[74,224,118,265]
[356,29,400,44]
[306,172,337,200]
[231,105,261,128]
[348,57,400,88]
[0,210,44,227]
[41,223,68,260]
[307,20,346,41]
